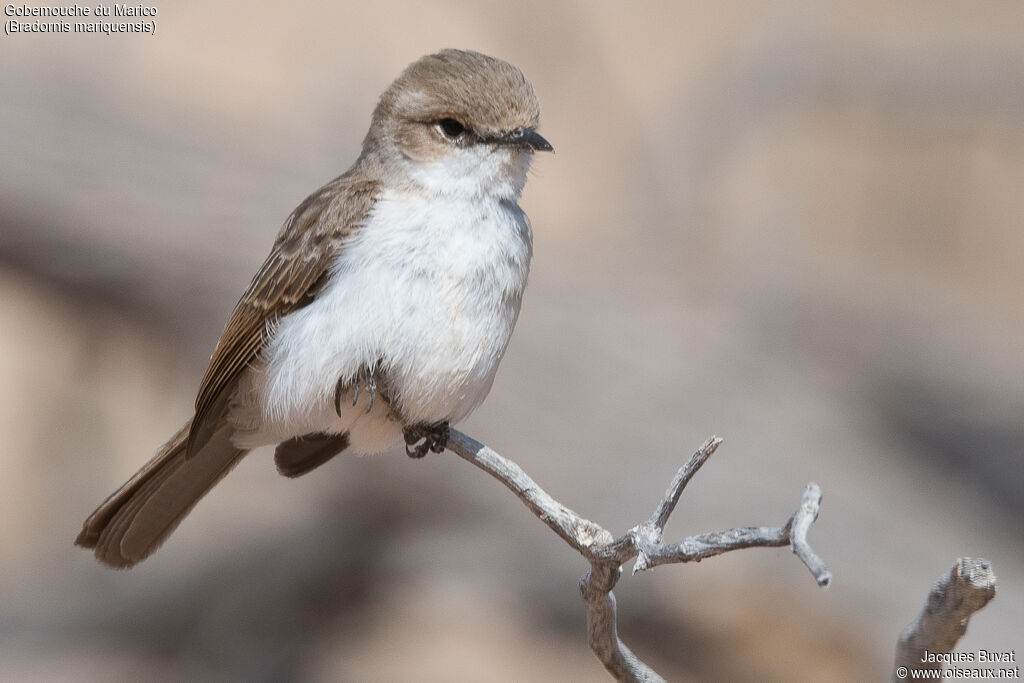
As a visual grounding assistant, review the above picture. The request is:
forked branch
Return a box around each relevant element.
[446,430,830,681]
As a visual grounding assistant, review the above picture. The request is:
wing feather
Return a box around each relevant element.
[186,172,381,456]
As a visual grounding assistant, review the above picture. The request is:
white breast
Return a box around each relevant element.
[231,183,532,454]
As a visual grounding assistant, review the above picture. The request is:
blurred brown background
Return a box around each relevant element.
[2,1,1022,680]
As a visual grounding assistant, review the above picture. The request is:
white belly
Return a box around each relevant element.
[231,187,532,453]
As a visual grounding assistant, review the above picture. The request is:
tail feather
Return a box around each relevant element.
[93,452,182,566]
[75,422,192,550]
[77,419,247,568]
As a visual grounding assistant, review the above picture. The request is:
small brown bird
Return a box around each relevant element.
[76,49,552,567]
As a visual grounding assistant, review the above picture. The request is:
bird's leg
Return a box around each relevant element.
[403,421,450,459]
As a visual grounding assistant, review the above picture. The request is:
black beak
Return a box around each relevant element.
[504,127,554,153]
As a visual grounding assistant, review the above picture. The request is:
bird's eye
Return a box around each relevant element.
[437,118,466,140]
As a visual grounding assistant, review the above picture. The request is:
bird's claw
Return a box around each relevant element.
[335,364,378,417]
[334,376,345,418]
[362,367,376,414]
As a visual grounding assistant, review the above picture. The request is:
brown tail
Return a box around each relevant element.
[76,419,247,568]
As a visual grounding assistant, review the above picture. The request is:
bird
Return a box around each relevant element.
[76,49,552,568]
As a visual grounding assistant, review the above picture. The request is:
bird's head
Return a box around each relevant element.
[365,49,552,199]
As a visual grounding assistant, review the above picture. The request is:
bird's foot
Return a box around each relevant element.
[334,363,379,417]
[403,421,450,459]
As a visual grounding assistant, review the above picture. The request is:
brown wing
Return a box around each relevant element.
[186,172,381,457]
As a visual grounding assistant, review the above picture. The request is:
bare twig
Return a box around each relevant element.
[648,437,722,530]
[893,558,997,682]
[445,429,830,681]
[631,481,831,588]
[446,430,614,553]
[580,564,663,683]
[788,483,831,586]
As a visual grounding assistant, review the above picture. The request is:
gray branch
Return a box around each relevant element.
[446,430,830,681]
[893,558,997,682]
